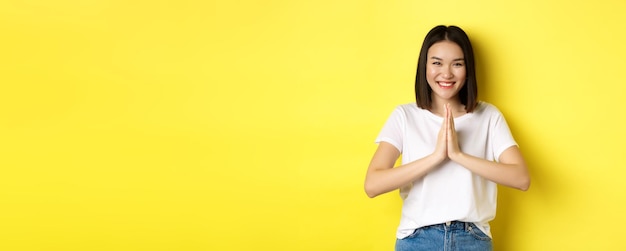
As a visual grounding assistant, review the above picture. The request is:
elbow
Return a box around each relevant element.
[516,176,531,191]
[513,164,531,191]
[364,182,380,198]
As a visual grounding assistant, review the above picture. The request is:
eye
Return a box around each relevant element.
[431,61,442,65]
[453,62,464,67]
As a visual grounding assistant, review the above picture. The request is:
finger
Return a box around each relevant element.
[445,104,454,144]
[444,104,449,135]
[449,112,455,131]
[447,104,455,131]
[440,105,447,137]
[443,104,448,127]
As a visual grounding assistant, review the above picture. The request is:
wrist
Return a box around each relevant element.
[450,151,465,162]
[430,151,447,164]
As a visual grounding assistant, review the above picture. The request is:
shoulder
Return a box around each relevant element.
[474,101,504,116]
[396,103,419,112]
[391,103,428,118]
[394,103,429,113]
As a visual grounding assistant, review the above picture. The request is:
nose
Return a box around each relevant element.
[441,66,453,79]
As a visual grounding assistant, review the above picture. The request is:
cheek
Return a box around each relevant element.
[455,69,467,80]
[426,67,437,79]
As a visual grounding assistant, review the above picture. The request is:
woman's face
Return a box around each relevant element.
[426,40,466,102]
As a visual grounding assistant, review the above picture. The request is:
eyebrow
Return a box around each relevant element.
[430,56,465,61]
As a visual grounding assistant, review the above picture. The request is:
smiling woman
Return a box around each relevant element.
[425,41,467,116]
[3,0,626,250]
[364,25,530,251]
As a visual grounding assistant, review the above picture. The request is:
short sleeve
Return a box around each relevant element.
[375,106,406,153]
[490,109,518,162]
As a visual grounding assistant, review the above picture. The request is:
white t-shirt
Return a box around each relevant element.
[375,101,517,239]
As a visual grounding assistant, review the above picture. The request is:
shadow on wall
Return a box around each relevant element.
[490,129,556,250]
[471,35,561,250]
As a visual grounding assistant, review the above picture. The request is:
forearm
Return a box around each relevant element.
[365,154,443,198]
[450,152,530,191]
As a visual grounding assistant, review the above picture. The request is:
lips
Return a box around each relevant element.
[437,81,455,88]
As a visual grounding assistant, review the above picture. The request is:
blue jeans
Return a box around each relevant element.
[395,221,493,251]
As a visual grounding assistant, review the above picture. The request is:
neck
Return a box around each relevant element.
[430,98,465,117]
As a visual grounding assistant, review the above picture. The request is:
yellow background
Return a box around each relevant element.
[1,0,625,250]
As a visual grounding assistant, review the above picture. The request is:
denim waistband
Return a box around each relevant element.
[424,221,472,231]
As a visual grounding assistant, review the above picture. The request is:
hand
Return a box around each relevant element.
[445,104,462,159]
[433,105,448,163]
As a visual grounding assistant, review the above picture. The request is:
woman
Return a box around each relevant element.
[364,25,530,251]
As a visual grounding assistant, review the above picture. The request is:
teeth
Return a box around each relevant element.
[439,82,453,87]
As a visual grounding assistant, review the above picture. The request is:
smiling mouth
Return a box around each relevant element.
[437,81,455,88]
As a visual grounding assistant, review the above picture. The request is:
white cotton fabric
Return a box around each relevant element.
[375,101,517,239]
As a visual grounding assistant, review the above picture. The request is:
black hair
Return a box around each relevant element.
[415,25,478,112]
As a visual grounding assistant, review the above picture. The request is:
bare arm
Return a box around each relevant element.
[450,146,530,191]
[364,142,445,198]
[446,104,530,191]
[365,104,466,198]
[365,103,530,199]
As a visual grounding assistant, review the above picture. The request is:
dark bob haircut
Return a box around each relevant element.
[415,25,478,112]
